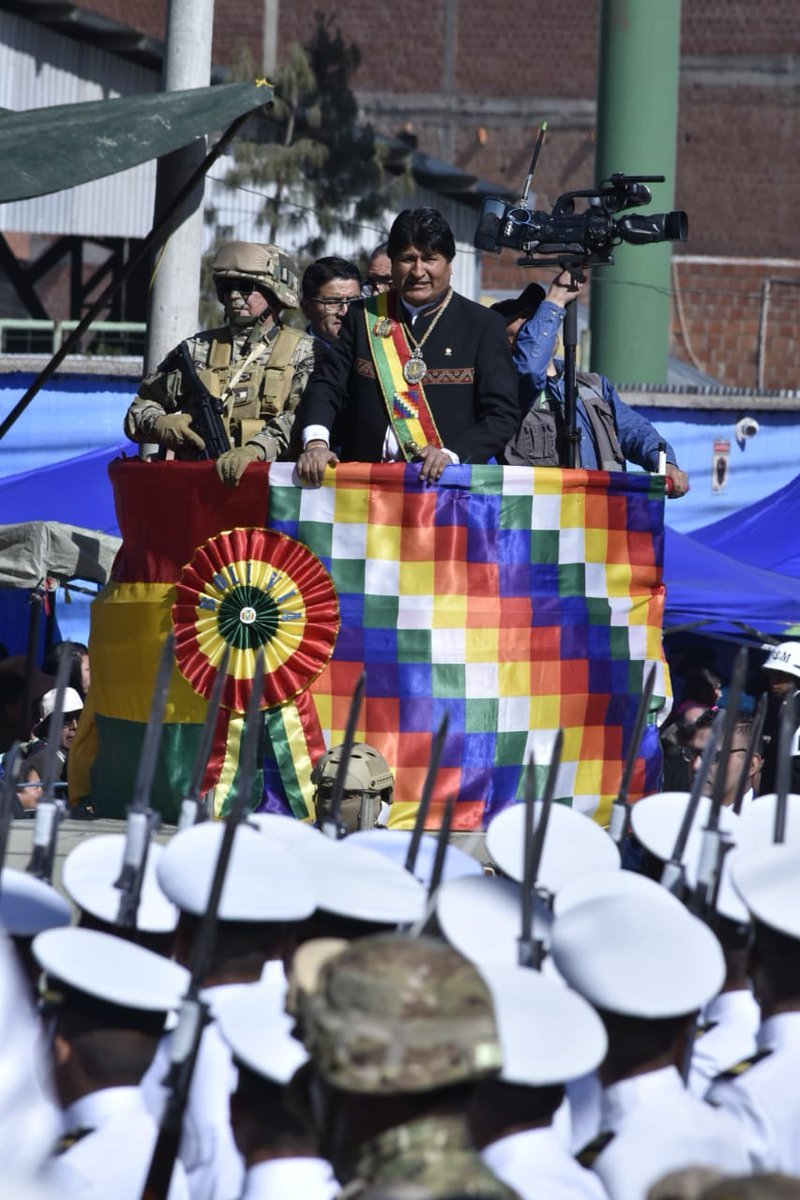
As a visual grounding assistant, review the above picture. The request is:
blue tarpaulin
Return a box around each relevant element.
[691,473,800,580]
[663,527,800,641]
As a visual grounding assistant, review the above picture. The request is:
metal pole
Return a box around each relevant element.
[590,0,682,385]
[145,0,216,378]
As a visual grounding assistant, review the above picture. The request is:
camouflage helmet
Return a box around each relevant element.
[311,743,394,834]
[211,240,300,308]
[298,933,503,1093]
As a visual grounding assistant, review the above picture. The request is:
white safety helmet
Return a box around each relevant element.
[763,641,800,681]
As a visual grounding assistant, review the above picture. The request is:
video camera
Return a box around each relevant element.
[474,173,687,267]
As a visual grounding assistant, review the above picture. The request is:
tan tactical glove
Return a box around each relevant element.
[215,444,264,487]
[150,412,206,452]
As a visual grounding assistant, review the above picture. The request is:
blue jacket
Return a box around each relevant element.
[512,301,676,470]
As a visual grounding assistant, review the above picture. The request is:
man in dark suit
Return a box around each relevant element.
[294,208,520,485]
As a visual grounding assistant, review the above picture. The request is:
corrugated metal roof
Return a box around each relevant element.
[0,11,158,237]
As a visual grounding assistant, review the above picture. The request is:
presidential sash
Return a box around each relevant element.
[364,291,444,459]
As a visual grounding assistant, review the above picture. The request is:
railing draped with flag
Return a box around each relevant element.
[69,459,671,828]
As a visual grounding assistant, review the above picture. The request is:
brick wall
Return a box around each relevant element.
[671,258,800,391]
[23,0,800,389]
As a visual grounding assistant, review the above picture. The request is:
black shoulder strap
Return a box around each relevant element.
[713,1046,773,1084]
[576,1129,616,1168]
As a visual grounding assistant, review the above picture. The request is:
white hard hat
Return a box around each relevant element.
[763,641,800,680]
[35,686,83,731]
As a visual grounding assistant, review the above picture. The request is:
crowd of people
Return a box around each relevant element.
[122,207,689,495]
[2,206,799,1200]
[0,680,799,1199]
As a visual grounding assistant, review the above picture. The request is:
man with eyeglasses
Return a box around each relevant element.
[684,709,762,808]
[125,241,315,486]
[301,257,363,347]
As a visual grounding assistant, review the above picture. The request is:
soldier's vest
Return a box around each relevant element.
[505,371,626,471]
[194,325,307,447]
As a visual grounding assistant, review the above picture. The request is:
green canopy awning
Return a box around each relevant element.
[0,80,273,203]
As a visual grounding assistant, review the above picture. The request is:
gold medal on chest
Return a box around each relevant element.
[403,353,428,385]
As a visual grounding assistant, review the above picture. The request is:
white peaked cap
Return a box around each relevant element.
[62,835,178,933]
[157,821,316,921]
[216,978,308,1084]
[487,801,620,895]
[630,793,740,888]
[730,843,800,939]
[436,874,552,969]
[553,868,684,917]
[478,963,607,1086]
[346,828,483,887]
[738,793,800,850]
[0,868,72,937]
[33,926,189,1012]
[550,893,725,1017]
[247,812,322,847]
[255,827,426,924]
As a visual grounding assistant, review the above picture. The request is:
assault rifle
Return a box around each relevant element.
[176,343,230,461]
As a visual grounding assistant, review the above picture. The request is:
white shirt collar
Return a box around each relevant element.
[61,1085,146,1134]
[758,1010,800,1052]
[242,1157,337,1199]
[601,1065,684,1130]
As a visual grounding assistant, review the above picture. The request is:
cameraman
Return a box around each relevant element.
[498,270,689,497]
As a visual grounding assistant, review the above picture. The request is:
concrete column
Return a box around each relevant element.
[144,0,215,376]
[589,0,682,384]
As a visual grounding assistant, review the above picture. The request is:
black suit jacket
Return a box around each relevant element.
[295,291,520,464]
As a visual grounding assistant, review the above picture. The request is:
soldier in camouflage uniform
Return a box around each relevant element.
[291,933,521,1200]
[124,241,316,486]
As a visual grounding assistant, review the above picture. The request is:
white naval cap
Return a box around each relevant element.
[345,828,483,887]
[486,800,620,895]
[62,834,178,934]
[630,793,740,888]
[247,811,322,847]
[553,867,683,917]
[436,874,552,969]
[550,893,725,1018]
[250,822,426,925]
[478,963,607,1086]
[33,926,189,1013]
[156,821,316,922]
[737,793,800,849]
[0,868,72,937]
[730,843,800,939]
[216,978,308,1084]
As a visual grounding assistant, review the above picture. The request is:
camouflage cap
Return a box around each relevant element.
[299,933,503,1094]
[211,240,300,308]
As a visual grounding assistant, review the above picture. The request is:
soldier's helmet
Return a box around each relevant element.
[311,743,394,833]
[297,933,503,1093]
[212,241,300,309]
